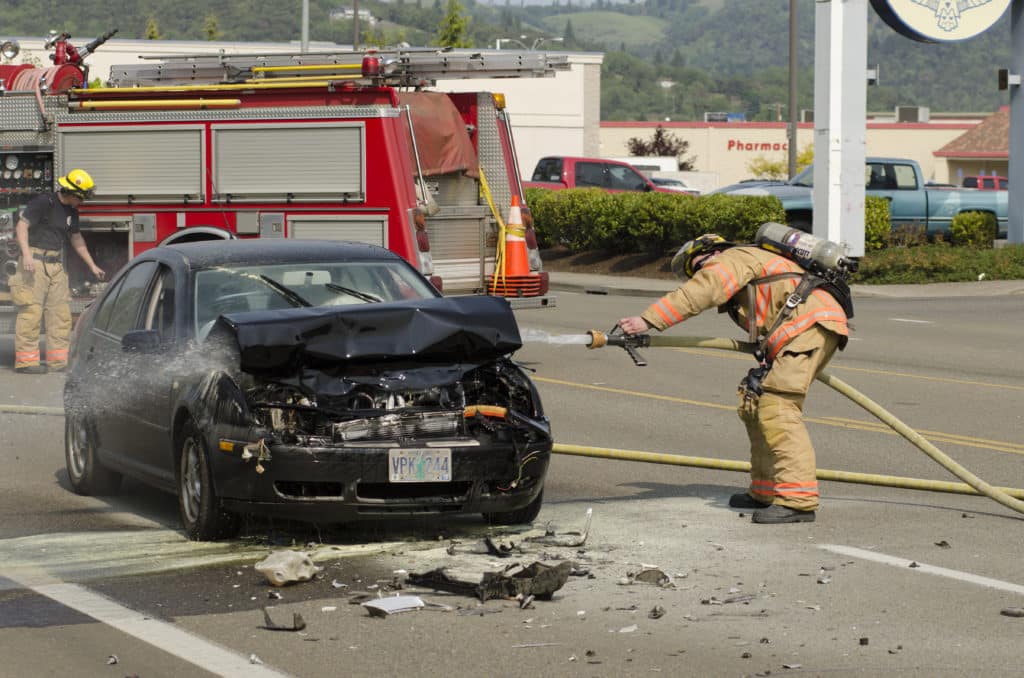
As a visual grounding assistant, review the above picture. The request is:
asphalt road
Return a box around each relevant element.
[0,289,1022,677]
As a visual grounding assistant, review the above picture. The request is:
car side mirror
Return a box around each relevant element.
[122,329,162,353]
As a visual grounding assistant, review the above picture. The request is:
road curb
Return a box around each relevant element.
[0,404,63,416]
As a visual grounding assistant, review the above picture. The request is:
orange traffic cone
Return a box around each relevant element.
[488,195,543,297]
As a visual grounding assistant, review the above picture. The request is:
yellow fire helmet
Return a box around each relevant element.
[671,233,735,279]
[57,168,96,199]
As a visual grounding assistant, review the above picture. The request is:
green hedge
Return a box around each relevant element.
[525,188,786,255]
[950,211,997,249]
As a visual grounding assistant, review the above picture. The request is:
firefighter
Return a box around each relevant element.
[11,168,106,374]
[618,234,849,524]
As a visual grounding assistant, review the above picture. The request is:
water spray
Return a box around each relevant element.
[580,327,1024,516]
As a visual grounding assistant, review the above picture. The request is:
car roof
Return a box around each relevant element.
[156,239,402,270]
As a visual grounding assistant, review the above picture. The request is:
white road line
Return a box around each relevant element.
[29,582,290,678]
[820,544,1024,596]
[889,318,934,324]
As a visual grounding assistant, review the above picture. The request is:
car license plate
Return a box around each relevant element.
[388,448,451,483]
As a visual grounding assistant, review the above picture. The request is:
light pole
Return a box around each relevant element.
[531,37,563,50]
[495,35,528,50]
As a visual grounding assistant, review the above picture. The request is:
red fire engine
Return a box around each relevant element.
[0,32,563,331]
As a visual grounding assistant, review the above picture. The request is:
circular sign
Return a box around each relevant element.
[871,0,1010,43]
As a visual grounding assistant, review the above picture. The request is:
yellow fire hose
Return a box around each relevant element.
[580,331,1024,515]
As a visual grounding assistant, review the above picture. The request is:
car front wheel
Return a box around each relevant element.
[177,420,240,541]
[65,411,122,496]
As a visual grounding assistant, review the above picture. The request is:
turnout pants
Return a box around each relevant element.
[10,250,72,370]
[737,325,840,511]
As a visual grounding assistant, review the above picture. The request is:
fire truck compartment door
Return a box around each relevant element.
[288,214,387,247]
[212,123,365,203]
[58,125,205,203]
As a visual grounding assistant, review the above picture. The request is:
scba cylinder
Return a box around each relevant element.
[755,222,856,275]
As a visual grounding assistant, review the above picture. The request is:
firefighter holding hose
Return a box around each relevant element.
[11,169,105,373]
[618,230,851,524]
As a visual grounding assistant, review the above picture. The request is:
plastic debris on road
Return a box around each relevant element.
[255,550,323,587]
[362,595,426,617]
[261,607,307,632]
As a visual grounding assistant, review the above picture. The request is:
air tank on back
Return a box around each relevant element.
[754,222,858,277]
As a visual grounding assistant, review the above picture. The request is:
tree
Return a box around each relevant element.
[203,15,224,41]
[626,126,695,170]
[563,19,577,48]
[746,143,814,180]
[145,18,162,40]
[436,0,470,48]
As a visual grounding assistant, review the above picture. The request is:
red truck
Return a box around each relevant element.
[0,33,569,332]
[524,156,687,194]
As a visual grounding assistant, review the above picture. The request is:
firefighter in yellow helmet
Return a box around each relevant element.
[11,169,106,374]
[618,233,849,524]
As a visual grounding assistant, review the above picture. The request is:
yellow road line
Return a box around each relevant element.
[533,376,1024,457]
[667,347,1024,391]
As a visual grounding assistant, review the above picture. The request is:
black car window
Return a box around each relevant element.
[963,177,978,188]
[607,164,647,191]
[532,157,562,182]
[143,265,176,342]
[90,276,126,332]
[575,162,605,188]
[106,261,159,339]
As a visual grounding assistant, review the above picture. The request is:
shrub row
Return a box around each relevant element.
[526,188,899,255]
[525,188,786,255]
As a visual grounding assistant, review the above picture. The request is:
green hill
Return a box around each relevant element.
[1,0,1011,120]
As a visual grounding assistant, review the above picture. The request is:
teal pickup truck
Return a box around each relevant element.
[715,157,1008,238]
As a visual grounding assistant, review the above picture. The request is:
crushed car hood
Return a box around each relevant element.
[215,295,522,378]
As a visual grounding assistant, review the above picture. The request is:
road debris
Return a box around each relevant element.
[249,654,264,665]
[859,637,870,646]
[362,595,426,617]
[484,537,519,558]
[526,508,593,547]
[1000,607,1024,618]
[254,550,322,587]
[935,540,951,549]
[889,645,904,654]
[409,561,573,602]
[512,642,565,648]
[909,561,920,568]
[106,655,118,665]
[618,624,638,633]
[649,605,666,619]
[702,593,755,605]
[331,579,348,589]
[267,590,282,600]
[817,575,832,584]
[620,568,675,588]
[261,607,307,632]
[782,663,802,669]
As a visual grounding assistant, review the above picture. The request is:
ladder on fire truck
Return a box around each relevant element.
[107,47,571,89]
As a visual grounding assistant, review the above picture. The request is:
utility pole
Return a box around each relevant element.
[353,0,361,50]
[787,0,797,179]
[301,0,309,52]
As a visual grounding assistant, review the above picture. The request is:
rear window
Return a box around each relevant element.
[532,158,563,182]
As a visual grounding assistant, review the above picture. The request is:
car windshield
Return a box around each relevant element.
[195,260,437,339]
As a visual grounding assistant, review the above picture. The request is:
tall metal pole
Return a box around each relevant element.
[787,0,798,178]
[301,0,309,52]
[1009,1,1024,243]
[353,0,361,50]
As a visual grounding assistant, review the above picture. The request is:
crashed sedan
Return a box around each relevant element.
[64,240,552,540]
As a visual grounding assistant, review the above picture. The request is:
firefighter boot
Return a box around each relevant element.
[752,504,816,524]
[15,365,48,374]
[729,493,770,509]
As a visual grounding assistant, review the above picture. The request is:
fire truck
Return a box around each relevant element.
[0,32,564,332]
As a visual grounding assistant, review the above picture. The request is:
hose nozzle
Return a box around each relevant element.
[587,327,649,366]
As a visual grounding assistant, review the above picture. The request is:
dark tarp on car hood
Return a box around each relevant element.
[217,295,521,375]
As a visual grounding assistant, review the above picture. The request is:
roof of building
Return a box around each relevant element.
[934,106,1009,158]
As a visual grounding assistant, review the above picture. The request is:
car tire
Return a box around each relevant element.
[483,487,544,526]
[177,420,240,541]
[65,410,122,496]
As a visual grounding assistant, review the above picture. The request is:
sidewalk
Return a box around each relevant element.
[548,271,1024,299]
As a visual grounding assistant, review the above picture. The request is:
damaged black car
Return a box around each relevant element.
[64,240,552,540]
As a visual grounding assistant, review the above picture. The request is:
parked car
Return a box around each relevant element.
[962,175,1008,190]
[714,158,1007,238]
[650,176,700,195]
[64,240,552,540]
[523,156,683,194]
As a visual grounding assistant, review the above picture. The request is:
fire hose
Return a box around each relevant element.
[580,328,1024,516]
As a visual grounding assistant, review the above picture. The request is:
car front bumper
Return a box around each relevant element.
[212,439,550,522]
